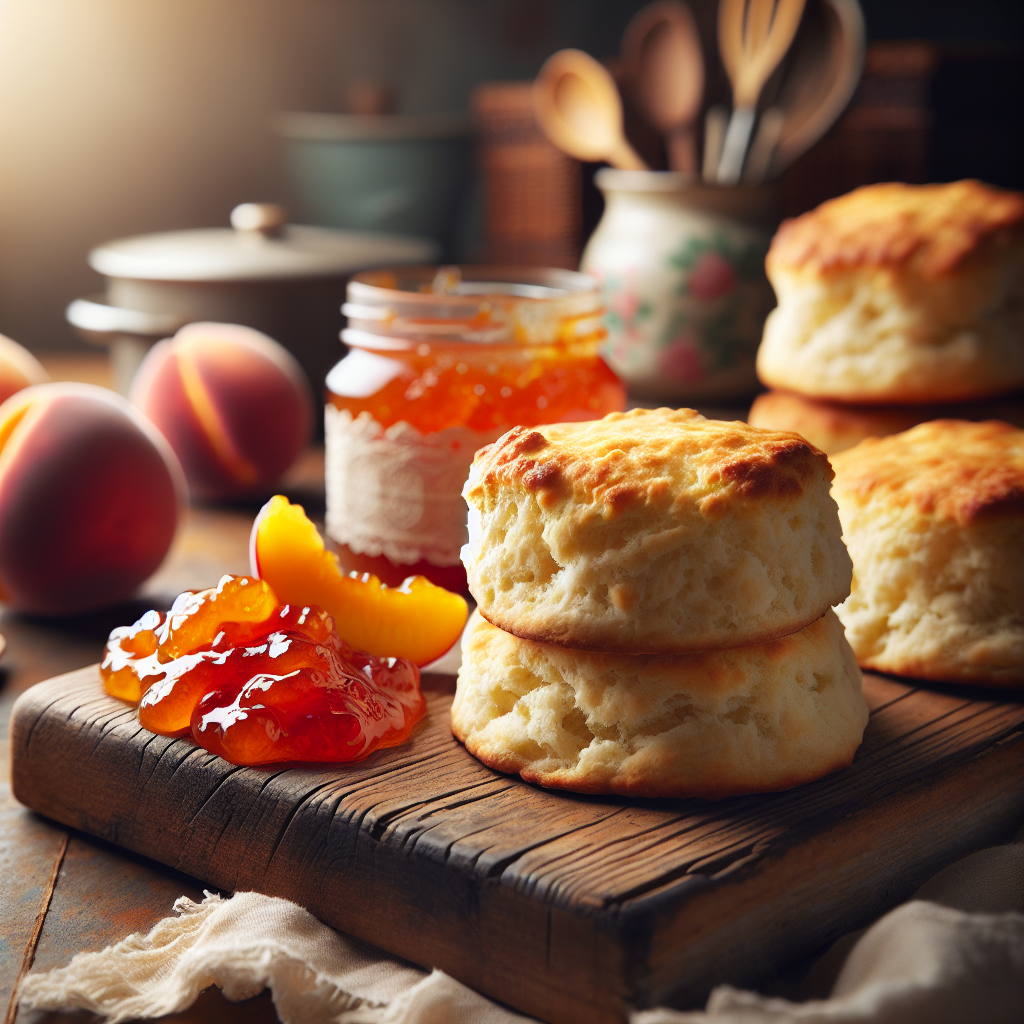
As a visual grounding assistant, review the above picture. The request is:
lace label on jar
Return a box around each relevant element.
[325,406,505,567]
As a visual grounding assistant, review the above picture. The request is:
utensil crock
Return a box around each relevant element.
[581,169,778,402]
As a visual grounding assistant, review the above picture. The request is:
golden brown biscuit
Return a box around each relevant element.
[748,390,1024,456]
[451,610,868,799]
[833,420,1024,685]
[462,408,852,654]
[757,181,1024,405]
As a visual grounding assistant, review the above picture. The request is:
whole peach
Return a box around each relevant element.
[0,332,48,404]
[0,383,185,616]
[131,323,313,500]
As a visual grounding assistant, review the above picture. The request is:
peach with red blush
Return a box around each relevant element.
[0,383,185,616]
[131,323,312,500]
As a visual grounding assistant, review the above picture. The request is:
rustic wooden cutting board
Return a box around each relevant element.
[9,667,1024,1024]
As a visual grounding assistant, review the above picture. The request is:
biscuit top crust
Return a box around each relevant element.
[767,180,1024,279]
[466,408,830,517]
[831,420,1024,527]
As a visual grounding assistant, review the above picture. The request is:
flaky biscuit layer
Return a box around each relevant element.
[463,408,852,654]
[766,180,1024,279]
[758,182,1024,405]
[451,610,867,799]
[748,390,1024,456]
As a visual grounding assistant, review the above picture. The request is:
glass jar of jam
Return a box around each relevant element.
[325,265,625,591]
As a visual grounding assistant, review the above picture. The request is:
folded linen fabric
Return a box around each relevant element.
[17,890,532,1024]
[18,843,1023,1024]
[633,842,1024,1024]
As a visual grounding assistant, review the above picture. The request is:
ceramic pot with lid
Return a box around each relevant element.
[67,203,437,397]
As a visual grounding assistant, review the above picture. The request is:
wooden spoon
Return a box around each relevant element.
[621,1,705,176]
[532,49,648,170]
[764,0,864,177]
[716,0,807,184]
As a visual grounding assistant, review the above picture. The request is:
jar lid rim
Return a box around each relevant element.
[348,265,602,305]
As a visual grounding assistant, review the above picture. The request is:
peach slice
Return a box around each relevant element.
[250,495,467,666]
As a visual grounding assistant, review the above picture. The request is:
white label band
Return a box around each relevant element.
[325,406,505,567]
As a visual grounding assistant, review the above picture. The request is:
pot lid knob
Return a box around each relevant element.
[230,202,288,237]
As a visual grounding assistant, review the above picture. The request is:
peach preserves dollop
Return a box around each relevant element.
[101,574,425,766]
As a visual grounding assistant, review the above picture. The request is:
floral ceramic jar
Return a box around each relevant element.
[581,169,778,402]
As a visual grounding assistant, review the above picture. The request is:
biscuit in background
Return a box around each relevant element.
[748,390,1024,456]
[452,610,868,800]
[462,408,852,655]
[833,420,1024,686]
[757,181,1024,405]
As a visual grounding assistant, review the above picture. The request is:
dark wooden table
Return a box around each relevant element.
[3,370,1020,1023]
[1,439,328,1024]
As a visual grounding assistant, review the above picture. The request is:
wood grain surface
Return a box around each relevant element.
[1,778,280,1024]
[10,666,1024,1024]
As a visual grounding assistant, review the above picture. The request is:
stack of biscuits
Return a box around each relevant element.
[453,408,869,799]
[748,180,1024,454]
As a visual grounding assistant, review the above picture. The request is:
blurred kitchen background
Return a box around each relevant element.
[0,0,1021,354]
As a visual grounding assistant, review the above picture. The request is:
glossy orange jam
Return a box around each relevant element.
[329,335,623,434]
[326,266,626,589]
[101,575,425,765]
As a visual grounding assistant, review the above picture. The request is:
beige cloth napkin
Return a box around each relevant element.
[18,890,533,1024]
[635,842,1024,1024]
[19,843,1023,1024]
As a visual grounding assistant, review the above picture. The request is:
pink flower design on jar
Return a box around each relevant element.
[687,252,737,301]
[658,336,705,383]
[610,341,630,365]
[612,288,640,324]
